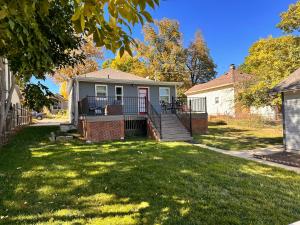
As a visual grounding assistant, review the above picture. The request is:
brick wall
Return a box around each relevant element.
[79,116,125,142]
[178,113,208,135]
[147,119,160,141]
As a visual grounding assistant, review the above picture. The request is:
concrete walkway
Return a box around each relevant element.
[192,143,300,174]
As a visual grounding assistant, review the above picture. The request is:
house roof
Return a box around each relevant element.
[75,68,182,86]
[271,68,300,93]
[185,67,252,95]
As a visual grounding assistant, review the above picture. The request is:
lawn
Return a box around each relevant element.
[1,126,300,225]
[194,119,283,151]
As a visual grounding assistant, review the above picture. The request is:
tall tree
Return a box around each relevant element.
[239,35,300,107]
[102,52,149,77]
[185,31,216,85]
[138,18,188,84]
[277,0,300,33]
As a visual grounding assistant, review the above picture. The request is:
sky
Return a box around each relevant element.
[40,0,297,93]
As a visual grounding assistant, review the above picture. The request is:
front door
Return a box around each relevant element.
[138,88,148,114]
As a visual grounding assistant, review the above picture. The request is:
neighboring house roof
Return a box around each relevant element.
[53,94,67,102]
[272,68,300,93]
[14,85,23,101]
[75,68,182,86]
[185,66,252,95]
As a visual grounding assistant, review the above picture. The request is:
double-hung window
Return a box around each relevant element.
[159,87,170,103]
[95,85,107,98]
[115,86,123,104]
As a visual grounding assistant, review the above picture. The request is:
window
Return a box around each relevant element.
[159,87,170,103]
[95,85,107,98]
[115,86,123,103]
[215,97,219,104]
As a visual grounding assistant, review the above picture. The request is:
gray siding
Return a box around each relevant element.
[284,90,300,151]
[78,81,176,113]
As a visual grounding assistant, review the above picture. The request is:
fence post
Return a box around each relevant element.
[189,99,192,136]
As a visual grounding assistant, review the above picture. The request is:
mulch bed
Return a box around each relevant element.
[254,152,300,168]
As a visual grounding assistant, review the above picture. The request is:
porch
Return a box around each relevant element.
[78,96,207,142]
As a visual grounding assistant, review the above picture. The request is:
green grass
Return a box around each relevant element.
[194,121,283,151]
[1,126,300,225]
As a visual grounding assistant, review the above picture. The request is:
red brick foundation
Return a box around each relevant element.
[179,113,208,134]
[79,116,125,142]
[147,119,160,141]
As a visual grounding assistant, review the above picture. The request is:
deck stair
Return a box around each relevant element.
[160,114,192,142]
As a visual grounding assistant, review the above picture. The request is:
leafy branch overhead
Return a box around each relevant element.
[71,0,158,56]
[0,0,158,79]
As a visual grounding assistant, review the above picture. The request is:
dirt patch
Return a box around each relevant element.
[254,152,300,168]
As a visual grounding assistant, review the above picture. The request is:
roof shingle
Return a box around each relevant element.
[272,68,300,93]
[185,69,251,95]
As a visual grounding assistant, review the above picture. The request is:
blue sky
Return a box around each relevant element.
[41,0,296,93]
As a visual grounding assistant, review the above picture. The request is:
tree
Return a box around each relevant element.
[0,0,83,133]
[277,0,300,33]
[185,31,216,85]
[239,35,300,107]
[102,52,149,77]
[138,18,188,85]
[22,82,57,112]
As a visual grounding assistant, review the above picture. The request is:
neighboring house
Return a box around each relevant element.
[50,94,68,114]
[272,68,300,151]
[0,58,22,105]
[68,68,208,142]
[185,64,276,118]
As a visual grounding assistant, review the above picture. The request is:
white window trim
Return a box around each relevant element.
[95,84,108,98]
[115,85,123,104]
[159,87,171,103]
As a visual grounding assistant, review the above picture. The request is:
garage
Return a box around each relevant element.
[284,91,300,150]
[272,68,300,151]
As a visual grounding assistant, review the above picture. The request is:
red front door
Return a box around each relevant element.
[138,88,148,114]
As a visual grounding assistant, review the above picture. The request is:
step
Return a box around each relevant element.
[161,137,193,142]
[162,134,191,138]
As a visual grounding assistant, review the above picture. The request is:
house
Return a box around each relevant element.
[0,58,22,106]
[68,68,208,142]
[50,94,68,114]
[272,68,300,151]
[185,64,276,118]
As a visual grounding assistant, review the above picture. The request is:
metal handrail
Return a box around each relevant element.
[147,100,162,139]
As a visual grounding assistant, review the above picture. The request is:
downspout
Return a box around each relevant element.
[281,92,287,151]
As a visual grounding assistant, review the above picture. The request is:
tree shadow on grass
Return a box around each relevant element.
[0,126,299,225]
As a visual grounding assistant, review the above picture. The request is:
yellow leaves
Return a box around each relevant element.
[277,1,300,33]
[60,82,68,99]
